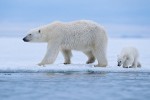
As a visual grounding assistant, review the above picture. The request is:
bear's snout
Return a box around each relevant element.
[117,63,121,66]
[23,37,29,42]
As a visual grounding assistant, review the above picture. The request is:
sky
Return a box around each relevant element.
[0,0,150,37]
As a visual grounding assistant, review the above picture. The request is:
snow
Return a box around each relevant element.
[0,37,149,73]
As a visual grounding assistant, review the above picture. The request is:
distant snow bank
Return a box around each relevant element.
[0,38,150,73]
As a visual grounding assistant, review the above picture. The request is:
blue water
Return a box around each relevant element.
[0,72,150,100]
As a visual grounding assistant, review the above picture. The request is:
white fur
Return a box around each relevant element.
[23,20,108,67]
[117,47,141,68]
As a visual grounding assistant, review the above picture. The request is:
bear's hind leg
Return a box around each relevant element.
[83,51,95,64]
[61,49,72,64]
[93,48,107,67]
[131,58,138,68]
[137,62,141,67]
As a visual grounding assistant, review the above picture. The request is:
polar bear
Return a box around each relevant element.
[23,20,108,67]
[117,47,141,68]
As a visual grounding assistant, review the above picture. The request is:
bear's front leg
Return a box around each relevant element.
[123,61,129,68]
[38,43,60,66]
[123,56,134,68]
[38,63,46,67]
[61,49,72,64]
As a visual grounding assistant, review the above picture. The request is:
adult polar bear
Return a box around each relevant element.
[23,20,108,67]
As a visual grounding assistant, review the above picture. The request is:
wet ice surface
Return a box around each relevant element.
[0,38,150,100]
[0,72,150,100]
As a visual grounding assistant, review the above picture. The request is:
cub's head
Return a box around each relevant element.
[23,28,47,42]
[117,55,126,66]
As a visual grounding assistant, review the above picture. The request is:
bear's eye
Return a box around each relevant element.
[38,30,41,33]
[118,61,121,63]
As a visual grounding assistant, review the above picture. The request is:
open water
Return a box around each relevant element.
[0,72,150,100]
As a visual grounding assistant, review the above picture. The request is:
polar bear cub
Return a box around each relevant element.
[117,47,141,68]
[23,20,108,67]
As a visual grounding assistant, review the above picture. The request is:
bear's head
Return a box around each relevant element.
[23,22,62,43]
[23,28,48,43]
[117,55,127,66]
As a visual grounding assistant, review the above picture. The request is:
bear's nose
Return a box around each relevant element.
[23,37,26,41]
[118,63,121,66]
[23,37,29,42]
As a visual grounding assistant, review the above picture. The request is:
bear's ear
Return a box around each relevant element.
[38,30,41,33]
